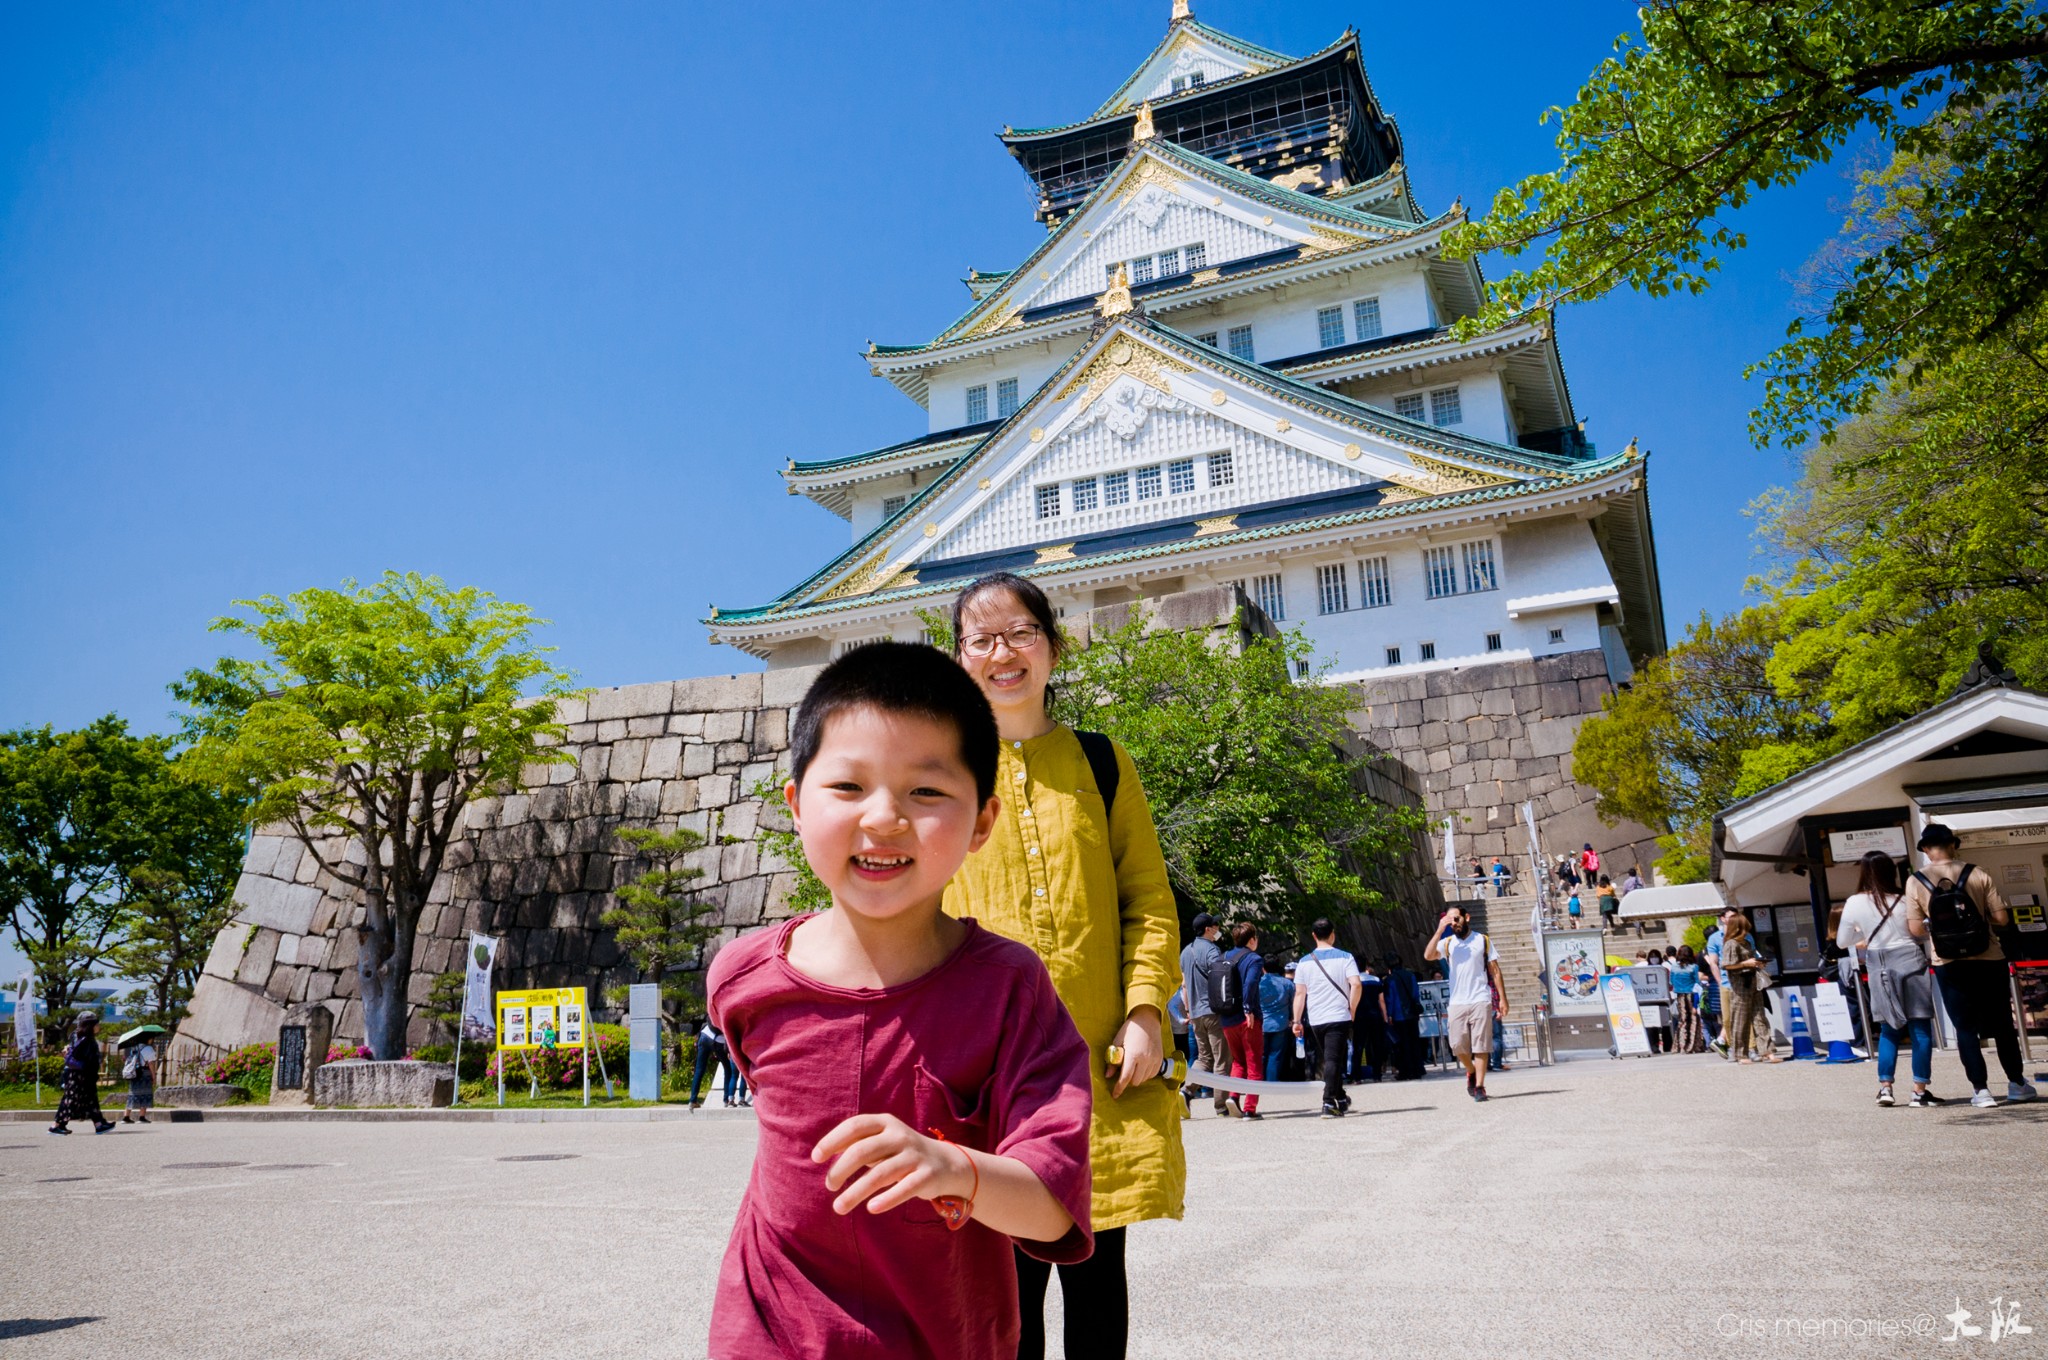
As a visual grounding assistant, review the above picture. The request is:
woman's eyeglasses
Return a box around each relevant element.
[960,624,1046,658]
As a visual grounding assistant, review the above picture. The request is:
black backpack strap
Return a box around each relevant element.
[1076,729,1119,813]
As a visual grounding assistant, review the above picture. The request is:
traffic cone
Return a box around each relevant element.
[1824,1038,1861,1063]
[1787,991,1818,1060]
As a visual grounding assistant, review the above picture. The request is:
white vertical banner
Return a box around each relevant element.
[1521,800,1547,909]
[1441,817,1457,880]
[460,935,499,1044]
[12,973,33,1055]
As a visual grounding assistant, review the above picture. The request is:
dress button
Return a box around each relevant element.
[1013,741,1022,749]
[1021,808,1032,817]
[1028,846,1039,856]
[1034,887,1045,897]
[1014,771,1026,782]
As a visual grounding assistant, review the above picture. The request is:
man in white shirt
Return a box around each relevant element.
[1290,917,1362,1118]
[1424,905,1506,1101]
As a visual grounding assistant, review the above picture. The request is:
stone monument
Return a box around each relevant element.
[269,1001,334,1106]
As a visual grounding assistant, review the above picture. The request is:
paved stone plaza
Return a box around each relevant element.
[5,1051,2044,1359]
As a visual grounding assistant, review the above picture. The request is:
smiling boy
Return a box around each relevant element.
[705,641,1094,1360]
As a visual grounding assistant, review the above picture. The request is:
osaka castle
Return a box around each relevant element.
[706,5,1665,689]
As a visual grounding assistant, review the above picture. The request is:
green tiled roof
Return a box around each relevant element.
[787,424,994,478]
[1088,19,1303,120]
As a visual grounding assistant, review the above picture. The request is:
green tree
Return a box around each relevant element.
[1572,608,1824,881]
[172,572,577,1060]
[746,773,832,916]
[1451,0,2048,443]
[0,718,245,1022]
[111,866,238,1028]
[1049,612,1428,943]
[602,823,724,1024]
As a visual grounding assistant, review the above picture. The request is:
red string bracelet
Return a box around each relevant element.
[926,1127,978,1231]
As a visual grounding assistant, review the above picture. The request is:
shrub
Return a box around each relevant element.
[0,1053,65,1087]
[413,1041,490,1080]
[485,1023,629,1089]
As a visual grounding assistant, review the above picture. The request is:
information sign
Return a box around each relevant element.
[1601,973,1651,1056]
[1811,982,1857,1044]
[497,987,589,1051]
[1543,931,1606,1018]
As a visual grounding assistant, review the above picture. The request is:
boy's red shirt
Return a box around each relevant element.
[706,915,1094,1360]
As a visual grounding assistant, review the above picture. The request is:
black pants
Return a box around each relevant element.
[1353,1019,1388,1080]
[1015,1225,1126,1360]
[1935,960,2026,1089]
[1391,1017,1425,1079]
[1308,1022,1349,1108]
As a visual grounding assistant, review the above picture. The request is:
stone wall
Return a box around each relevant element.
[1342,649,1662,891]
[173,668,822,1063]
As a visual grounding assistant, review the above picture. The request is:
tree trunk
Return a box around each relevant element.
[357,896,420,1060]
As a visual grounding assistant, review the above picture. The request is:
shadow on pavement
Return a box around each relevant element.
[1483,1089,1565,1100]
[0,1318,101,1340]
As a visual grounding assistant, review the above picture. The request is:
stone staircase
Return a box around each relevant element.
[1466,896,1683,1018]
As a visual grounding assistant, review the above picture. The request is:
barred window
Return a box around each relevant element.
[1106,263,1119,283]
[881,495,906,519]
[1419,641,1437,662]
[1195,331,1219,347]
[1135,464,1163,499]
[1317,306,1345,349]
[1035,485,1061,520]
[1486,632,1503,652]
[1461,538,1498,592]
[966,385,988,424]
[1423,545,1460,599]
[1131,255,1155,285]
[1357,555,1391,608]
[1385,646,1402,666]
[1208,451,1234,487]
[996,377,1019,419]
[1548,627,1566,644]
[1185,241,1207,270]
[1353,296,1382,340]
[1226,326,1254,360]
[1157,248,1180,276]
[1317,563,1350,615]
[1252,573,1286,621]
[1394,393,1426,421]
[1103,469,1130,506]
[1430,385,1463,427]
[1189,71,1206,88]
[1167,459,1195,494]
[1071,477,1099,512]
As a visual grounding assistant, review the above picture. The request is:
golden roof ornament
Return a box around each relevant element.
[1132,101,1156,142]
[1171,0,1192,21]
[1098,263,1135,320]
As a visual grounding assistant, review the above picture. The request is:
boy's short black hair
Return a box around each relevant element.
[788,641,999,805]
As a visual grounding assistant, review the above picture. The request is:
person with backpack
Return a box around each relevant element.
[1350,958,1390,1082]
[1384,953,1425,1080]
[1838,850,1940,1107]
[1580,843,1602,880]
[48,1011,112,1136]
[1904,824,2038,1108]
[1290,919,1362,1117]
[118,1032,157,1124]
[1490,856,1513,898]
[1595,875,1620,932]
[1178,914,1231,1119]
[946,572,1186,1360]
[1218,923,1267,1119]
[1424,905,1507,1101]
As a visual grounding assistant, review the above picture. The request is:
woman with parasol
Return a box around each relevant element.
[117,1023,166,1124]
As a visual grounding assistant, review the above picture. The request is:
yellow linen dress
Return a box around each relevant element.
[943,724,1186,1230]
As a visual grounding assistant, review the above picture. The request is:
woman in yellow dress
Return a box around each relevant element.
[942,572,1184,1360]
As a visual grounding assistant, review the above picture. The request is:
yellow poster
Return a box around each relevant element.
[497,987,588,1051]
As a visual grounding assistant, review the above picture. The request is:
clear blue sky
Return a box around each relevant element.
[1,0,1843,740]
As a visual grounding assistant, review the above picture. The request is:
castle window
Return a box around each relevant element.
[1131,256,1155,285]
[1486,632,1503,652]
[1208,451,1234,487]
[1549,627,1566,644]
[1035,485,1062,520]
[996,378,1019,419]
[1317,307,1345,349]
[1071,477,1099,513]
[967,385,989,424]
[1185,242,1207,270]
[1430,385,1463,427]
[1357,555,1391,608]
[1419,641,1437,662]
[1252,573,1286,621]
[1317,563,1350,615]
[1168,459,1196,494]
[1395,393,1426,421]
[1103,469,1130,506]
[1195,331,1219,347]
[1156,248,1180,276]
[1385,646,1402,666]
[1226,326,1254,361]
[1423,545,1460,599]
[1353,297,1382,340]
[881,495,906,519]
[1295,658,1311,679]
[1461,539,1498,593]
[1135,465,1163,500]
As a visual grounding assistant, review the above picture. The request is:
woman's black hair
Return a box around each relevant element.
[951,572,1064,712]
[1855,849,1903,905]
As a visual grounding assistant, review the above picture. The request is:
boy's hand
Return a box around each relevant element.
[812,1113,972,1217]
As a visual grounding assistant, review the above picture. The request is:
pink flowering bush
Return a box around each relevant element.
[484,1023,629,1089]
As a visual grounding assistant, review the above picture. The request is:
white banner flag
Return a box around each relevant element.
[12,973,34,1055]
[460,935,499,1043]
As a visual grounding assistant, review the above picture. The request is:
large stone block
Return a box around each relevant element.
[313,1059,456,1108]
[158,1084,248,1108]
[180,974,286,1052]
[676,673,763,712]
[761,664,824,709]
[201,921,257,981]
[236,928,281,986]
[234,874,327,937]
[642,736,683,779]
[588,681,677,722]
[1527,715,1586,759]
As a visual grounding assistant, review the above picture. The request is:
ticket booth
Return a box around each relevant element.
[1711,680,2048,1055]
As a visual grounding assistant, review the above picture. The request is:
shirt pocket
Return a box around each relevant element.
[902,1062,995,1225]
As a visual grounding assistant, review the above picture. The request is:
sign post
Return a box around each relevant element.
[452,934,498,1108]
[628,983,661,1102]
[13,973,36,1106]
